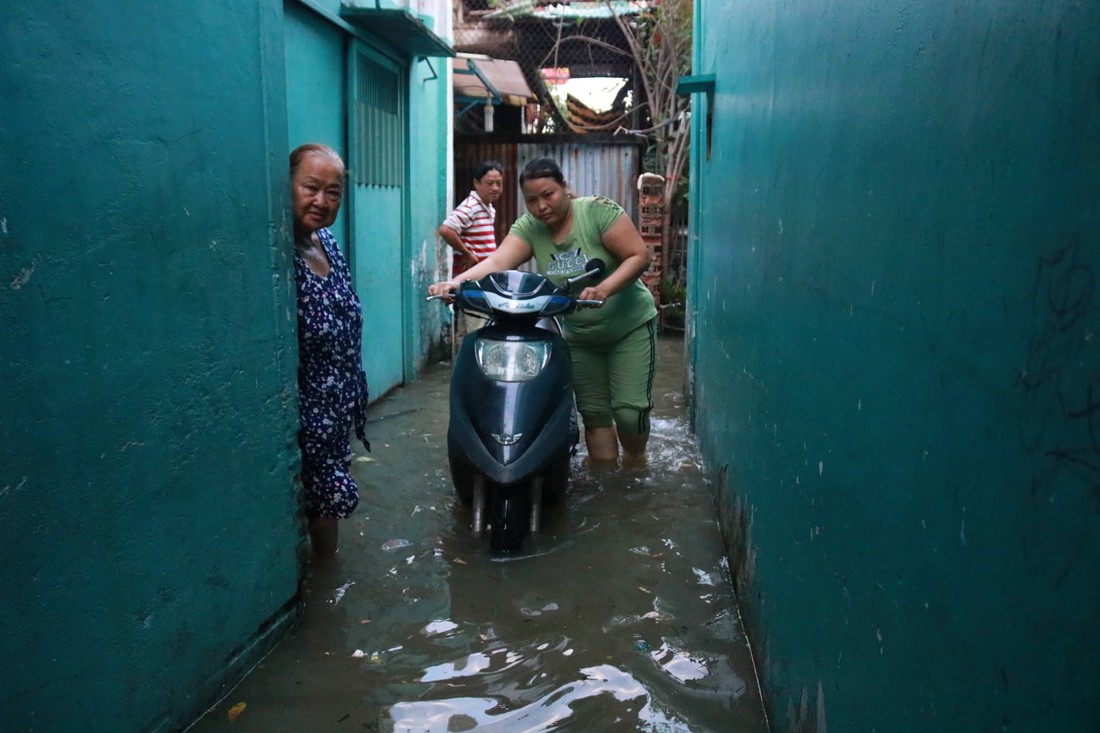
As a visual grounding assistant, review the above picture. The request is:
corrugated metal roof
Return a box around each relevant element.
[454,140,643,242]
[453,57,534,106]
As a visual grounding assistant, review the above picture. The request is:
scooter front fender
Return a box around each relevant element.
[448,388,575,487]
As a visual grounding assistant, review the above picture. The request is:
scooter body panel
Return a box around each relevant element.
[447,324,577,488]
[438,267,605,552]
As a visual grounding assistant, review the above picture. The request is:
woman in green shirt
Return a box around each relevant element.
[429,157,658,466]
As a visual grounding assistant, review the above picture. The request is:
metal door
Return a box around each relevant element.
[348,41,406,397]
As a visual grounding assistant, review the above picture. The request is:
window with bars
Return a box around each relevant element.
[352,51,405,187]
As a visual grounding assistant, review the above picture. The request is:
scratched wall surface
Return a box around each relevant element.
[408,17,453,370]
[688,1,1100,730]
[0,3,301,731]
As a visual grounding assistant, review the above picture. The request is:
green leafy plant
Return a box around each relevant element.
[659,276,686,307]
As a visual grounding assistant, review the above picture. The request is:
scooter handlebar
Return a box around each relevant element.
[427,287,602,309]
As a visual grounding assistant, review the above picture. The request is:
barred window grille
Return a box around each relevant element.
[353,52,405,187]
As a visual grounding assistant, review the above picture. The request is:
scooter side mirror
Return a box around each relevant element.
[565,258,606,287]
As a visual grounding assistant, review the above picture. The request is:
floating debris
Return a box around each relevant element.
[423,619,459,636]
[332,581,355,605]
[227,702,246,722]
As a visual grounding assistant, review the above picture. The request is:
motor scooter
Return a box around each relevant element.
[429,261,604,552]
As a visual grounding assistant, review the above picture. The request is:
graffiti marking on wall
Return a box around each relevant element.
[1017,234,1100,512]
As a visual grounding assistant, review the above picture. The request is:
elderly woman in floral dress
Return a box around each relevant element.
[290,143,370,557]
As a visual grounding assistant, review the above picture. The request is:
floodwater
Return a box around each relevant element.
[191,335,769,733]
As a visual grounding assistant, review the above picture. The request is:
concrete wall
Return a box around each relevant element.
[688,1,1100,730]
[407,46,453,369]
[405,0,454,369]
[0,3,300,730]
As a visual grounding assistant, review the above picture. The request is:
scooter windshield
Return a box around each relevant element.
[487,271,551,296]
[457,270,573,319]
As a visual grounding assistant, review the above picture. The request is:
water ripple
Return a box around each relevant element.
[389,663,692,732]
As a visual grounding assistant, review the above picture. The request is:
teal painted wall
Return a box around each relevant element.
[407,48,451,371]
[285,1,349,248]
[688,1,1100,731]
[0,3,301,731]
[283,1,451,381]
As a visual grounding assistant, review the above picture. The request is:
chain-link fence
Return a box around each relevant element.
[453,0,644,134]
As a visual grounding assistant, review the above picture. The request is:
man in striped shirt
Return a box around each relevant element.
[438,160,504,276]
[439,161,505,347]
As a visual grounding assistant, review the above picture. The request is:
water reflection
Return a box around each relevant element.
[388,662,692,733]
[650,641,709,683]
[374,411,762,732]
[420,650,493,682]
[189,337,767,733]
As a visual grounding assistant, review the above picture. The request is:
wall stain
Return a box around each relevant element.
[786,681,828,733]
[714,461,777,729]
[1017,234,1100,512]
[0,476,29,498]
[9,257,38,290]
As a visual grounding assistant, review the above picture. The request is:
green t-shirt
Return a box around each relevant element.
[509,196,657,344]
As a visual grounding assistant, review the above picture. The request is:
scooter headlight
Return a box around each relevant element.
[475,338,551,382]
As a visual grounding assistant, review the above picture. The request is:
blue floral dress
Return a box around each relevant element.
[295,228,370,519]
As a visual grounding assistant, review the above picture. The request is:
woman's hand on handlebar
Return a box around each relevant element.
[578,285,609,304]
[427,279,461,301]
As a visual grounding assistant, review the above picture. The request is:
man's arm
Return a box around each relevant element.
[438,223,480,272]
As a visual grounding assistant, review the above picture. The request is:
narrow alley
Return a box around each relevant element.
[190,334,769,732]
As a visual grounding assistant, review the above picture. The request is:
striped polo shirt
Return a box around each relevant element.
[442,190,497,263]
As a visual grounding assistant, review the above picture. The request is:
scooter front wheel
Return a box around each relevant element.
[449,451,476,506]
[489,487,528,553]
[471,473,487,535]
